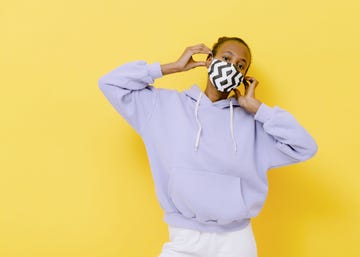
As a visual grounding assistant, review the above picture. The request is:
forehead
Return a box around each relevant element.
[217,40,251,63]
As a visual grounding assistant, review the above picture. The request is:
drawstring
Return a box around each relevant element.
[194,92,203,151]
[229,100,237,152]
[194,93,237,152]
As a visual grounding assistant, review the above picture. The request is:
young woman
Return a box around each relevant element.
[98,37,318,257]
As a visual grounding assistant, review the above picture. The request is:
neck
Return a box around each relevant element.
[204,80,230,102]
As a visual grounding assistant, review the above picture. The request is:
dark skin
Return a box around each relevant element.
[160,41,262,114]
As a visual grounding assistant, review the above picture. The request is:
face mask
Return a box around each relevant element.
[208,58,244,93]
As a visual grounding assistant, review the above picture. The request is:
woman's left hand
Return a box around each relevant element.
[233,76,262,115]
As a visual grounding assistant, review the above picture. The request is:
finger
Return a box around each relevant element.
[191,61,206,68]
[179,45,212,70]
[246,81,259,97]
[192,43,212,52]
[244,76,254,82]
[244,76,259,87]
[199,43,212,52]
[233,88,242,97]
[188,44,212,55]
[243,79,249,90]
[244,76,258,86]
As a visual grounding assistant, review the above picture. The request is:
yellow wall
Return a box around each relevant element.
[1,0,359,256]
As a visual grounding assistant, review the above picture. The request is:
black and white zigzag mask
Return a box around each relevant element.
[208,58,244,93]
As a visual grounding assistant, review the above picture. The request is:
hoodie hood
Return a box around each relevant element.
[184,85,241,109]
[184,84,239,152]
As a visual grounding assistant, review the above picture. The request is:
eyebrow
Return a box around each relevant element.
[223,51,248,65]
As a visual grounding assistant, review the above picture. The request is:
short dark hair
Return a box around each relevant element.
[209,36,252,73]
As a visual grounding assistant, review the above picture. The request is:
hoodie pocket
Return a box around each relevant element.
[168,167,250,225]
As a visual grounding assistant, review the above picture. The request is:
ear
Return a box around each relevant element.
[205,54,213,68]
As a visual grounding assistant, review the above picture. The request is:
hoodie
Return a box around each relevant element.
[98,60,318,233]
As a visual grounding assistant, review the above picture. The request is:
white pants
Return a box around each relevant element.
[158,222,258,257]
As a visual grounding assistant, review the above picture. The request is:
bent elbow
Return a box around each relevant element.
[98,77,107,90]
[302,138,318,161]
[98,77,115,97]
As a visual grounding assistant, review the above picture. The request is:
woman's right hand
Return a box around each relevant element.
[161,44,212,75]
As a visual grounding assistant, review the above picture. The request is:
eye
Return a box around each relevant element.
[222,56,230,62]
[237,64,244,70]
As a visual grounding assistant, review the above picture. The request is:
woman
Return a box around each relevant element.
[98,37,318,257]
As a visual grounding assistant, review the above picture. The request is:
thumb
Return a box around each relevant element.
[192,61,206,68]
[246,83,256,97]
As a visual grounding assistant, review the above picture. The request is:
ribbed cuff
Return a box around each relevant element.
[147,62,163,80]
[254,103,274,123]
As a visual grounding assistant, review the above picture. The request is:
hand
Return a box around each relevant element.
[233,76,262,115]
[160,44,212,75]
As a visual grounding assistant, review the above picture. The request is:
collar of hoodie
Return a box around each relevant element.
[184,85,239,153]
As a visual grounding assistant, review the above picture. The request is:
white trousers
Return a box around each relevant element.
[158,222,258,257]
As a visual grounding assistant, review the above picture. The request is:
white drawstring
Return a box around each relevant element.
[194,93,237,152]
[194,92,203,151]
[229,100,237,152]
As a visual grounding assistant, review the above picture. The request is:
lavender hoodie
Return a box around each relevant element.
[98,60,318,233]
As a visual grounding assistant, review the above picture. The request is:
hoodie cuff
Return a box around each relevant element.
[147,62,163,80]
[254,103,274,123]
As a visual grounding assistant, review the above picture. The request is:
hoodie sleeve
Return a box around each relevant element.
[98,60,163,134]
[254,103,318,169]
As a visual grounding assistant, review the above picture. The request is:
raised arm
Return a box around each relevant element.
[98,44,212,134]
[98,60,162,134]
[233,75,317,168]
[160,43,212,75]
[255,103,318,168]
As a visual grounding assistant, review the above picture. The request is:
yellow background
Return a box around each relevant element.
[1,0,359,256]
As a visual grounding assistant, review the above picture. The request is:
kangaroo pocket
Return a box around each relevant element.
[168,167,250,225]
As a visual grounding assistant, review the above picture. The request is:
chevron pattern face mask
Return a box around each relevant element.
[208,58,244,93]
